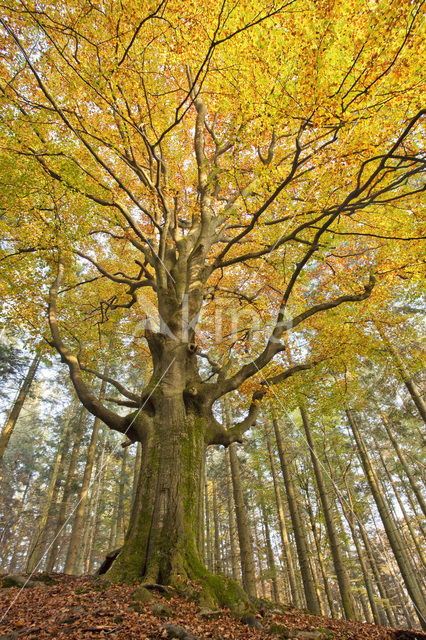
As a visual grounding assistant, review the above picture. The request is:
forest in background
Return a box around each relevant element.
[0,0,425,635]
[0,312,424,629]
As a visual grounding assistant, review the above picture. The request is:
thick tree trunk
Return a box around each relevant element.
[272,418,321,615]
[107,395,207,586]
[65,366,109,574]
[0,354,40,465]
[300,405,356,620]
[346,409,426,630]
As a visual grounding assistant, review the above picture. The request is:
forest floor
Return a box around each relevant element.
[0,574,425,640]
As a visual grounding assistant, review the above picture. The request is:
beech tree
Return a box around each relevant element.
[0,0,424,601]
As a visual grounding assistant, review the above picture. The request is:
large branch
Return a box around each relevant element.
[78,364,140,403]
[48,254,134,436]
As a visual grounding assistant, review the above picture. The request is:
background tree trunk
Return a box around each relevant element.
[346,409,426,629]
[0,354,40,464]
[64,366,109,574]
[228,442,257,598]
[300,404,356,619]
[272,417,321,615]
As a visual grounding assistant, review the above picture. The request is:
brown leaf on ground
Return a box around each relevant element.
[0,575,425,640]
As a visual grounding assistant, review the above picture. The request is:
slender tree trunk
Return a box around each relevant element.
[264,423,300,606]
[2,476,32,572]
[358,522,396,627]
[253,523,265,598]
[336,479,382,625]
[45,408,86,571]
[376,326,426,423]
[87,439,107,572]
[131,442,142,510]
[26,413,73,573]
[0,355,40,464]
[377,445,426,570]
[225,447,240,583]
[305,491,337,618]
[64,365,109,574]
[228,442,257,598]
[377,408,426,516]
[115,446,129,548]
[300,404,357,620]
[272,417,321,615]
[212,482,222,573]
[205,478,212,571]
[257,473,280,602]
[346,409,426,629]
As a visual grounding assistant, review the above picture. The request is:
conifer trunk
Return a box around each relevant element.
[377,408,426,516]
[228,442,257,598]
[64,366,109,574]
[376,326,426,423]
[213,482,222,573]
[45,408,85,571]
[346,409,426,629]
[304,490,337,618]
[264,423,300,607]
[26,414,72,573]
[257,471,280,602]
[272,418,321,615]
[300,405,356,619]
[225,448,240,583]
[0,354,40,465]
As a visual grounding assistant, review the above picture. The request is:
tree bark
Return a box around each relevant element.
[346,409,426,629]
[228,442,257,598]
[64,365,109,574]
[0,354,40,464]
[300,404,356,620]
[26,412,72,573]
[377,408,426,517]
[205,478,212,571]
[376,326,426,423]
[304,489,337,618]
[357,521,396,627]
[264,422,300,607]
[375,445,426,570]
[272,417,321,615]
[45,407,86,571]
[225,447,240,583]
[212,481,222,573]
[256,471,280,602]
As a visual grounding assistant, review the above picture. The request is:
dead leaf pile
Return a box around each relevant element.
[0,575,425,640]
